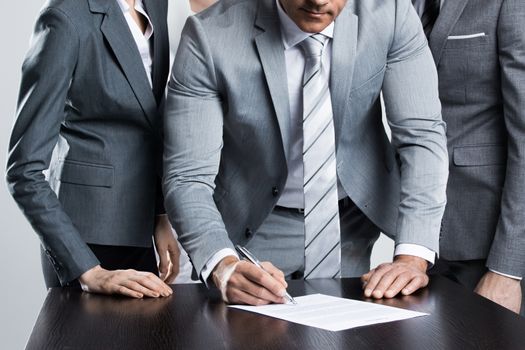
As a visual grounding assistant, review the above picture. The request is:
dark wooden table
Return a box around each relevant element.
[26,276,525,349]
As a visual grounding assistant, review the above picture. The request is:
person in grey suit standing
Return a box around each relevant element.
[412,0,525,314]
[6,0,177,298]
[164,0,449,305]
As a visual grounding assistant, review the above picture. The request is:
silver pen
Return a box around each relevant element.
[235,245,297,304]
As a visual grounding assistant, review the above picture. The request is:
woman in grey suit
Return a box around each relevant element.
[6,0,178,298]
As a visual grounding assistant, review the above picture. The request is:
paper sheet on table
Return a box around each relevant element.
[229,294,429,331]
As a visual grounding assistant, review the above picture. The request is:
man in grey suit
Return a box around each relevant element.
[164,0,449,305]
[7,0,177,298]
[413,0,525,314]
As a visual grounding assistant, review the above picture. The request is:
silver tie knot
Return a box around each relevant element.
[299,34,328,58]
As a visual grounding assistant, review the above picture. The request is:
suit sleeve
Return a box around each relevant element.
[162,16,235,277]
[6,8,99,285]
[155,96,166,215]
[381,0,449,253]
[486,0,525,278]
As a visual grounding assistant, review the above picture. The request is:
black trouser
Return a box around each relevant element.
[41,244,158,288]
[431,258,524,317]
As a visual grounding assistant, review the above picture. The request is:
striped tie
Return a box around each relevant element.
[300,34,341,279]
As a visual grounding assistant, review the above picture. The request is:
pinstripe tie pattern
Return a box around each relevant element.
[300,34,341,279]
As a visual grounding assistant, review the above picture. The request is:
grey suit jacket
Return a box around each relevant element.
[6,0,169,285]
[163,0,449,276]
[432,0,525,277]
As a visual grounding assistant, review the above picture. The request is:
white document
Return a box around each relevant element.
[229,294,428,332]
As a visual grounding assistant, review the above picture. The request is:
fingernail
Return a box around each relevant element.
[402,288,410,295]
[385,290,393,297]
[373,290,383,298]
[365,289,372,297]
[279,289,286,297]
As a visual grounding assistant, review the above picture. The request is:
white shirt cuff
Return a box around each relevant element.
[200,248,239,287]
[394,243,436,266]
[489,269,522,281]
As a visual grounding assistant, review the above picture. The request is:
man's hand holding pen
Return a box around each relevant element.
[212,255,289,305]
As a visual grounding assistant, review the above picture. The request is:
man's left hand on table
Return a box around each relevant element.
[361,255,429,299]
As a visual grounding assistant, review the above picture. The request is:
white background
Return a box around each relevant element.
[0,1,394,348]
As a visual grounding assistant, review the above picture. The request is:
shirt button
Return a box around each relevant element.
[272,186,279,197]
[245,228,253,238]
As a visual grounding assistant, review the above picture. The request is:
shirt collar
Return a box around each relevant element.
[116,0,154,38]
[276,0,334,50]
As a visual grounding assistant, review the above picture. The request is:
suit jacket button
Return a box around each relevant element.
[272,187,279,197]
[245,228,253,238]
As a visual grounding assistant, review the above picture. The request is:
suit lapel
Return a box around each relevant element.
[89,0,158,129]
[429,0,469,65]
[330,4,358,147]
[254,0,291,161]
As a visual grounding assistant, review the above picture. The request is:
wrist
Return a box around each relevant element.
[78,265,103,284]
[155,214,171,229]
[212,256,239,288]
[486,271,521,285]
[154,216,173,241]
[394,255,428,272]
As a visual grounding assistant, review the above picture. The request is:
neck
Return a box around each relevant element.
[190,0,216,13]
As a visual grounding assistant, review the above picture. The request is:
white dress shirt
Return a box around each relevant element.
[116,0,154,87]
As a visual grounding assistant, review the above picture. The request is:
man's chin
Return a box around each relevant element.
[295,18,332,33]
